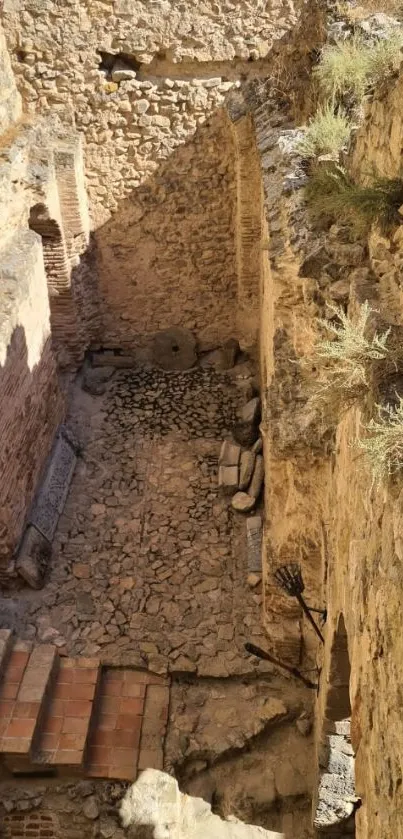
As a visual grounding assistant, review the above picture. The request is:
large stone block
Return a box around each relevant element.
[29,426,77,541]
[246,515,262,573]
[16,525,51,589]
[120,769,284,838]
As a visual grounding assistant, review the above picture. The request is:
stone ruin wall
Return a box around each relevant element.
[0,19,97,575]
[0,23,63,574]
[0,0,303,572]
[2,0,300,352]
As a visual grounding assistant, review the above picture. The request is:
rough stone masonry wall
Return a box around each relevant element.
[2,0,300,350]
[96,110,239,351]
[0,22,65,575]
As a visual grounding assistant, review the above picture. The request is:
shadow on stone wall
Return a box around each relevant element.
[92,109,241,353]
[0,325,64,579]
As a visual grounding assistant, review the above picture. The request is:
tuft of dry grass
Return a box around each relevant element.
[308,302,393,422]
[314,33,403,106]
[357,396,403,482]
[305,163,403,234]
[337,1,403,23]
[297,105,351,158]
[314,300,390,387]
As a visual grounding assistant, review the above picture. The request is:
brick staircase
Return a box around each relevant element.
[0,630,170,781]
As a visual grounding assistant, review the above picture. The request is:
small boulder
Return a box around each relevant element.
[247,573,261,588]
[238,397,261,425]
[231,492,256,513]
[111,59,137,81]
[232,422,260,447]
[200,338,239,371]
[83,796,99,820]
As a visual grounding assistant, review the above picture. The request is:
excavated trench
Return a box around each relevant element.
[0,352,316,835]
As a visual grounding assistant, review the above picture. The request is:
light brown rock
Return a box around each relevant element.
[218,465,239,493]
[239,450,255,490]
[231,492,256,513]
[248,454,264,500]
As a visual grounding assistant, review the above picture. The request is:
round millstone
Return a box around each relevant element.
[231,492,256,513]
[153,326,197,371]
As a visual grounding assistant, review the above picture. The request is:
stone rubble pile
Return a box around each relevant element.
[218,397,264,514]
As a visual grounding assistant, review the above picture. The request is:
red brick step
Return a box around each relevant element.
[34,657,100,770]
[86,669,169,780]
[0,642,58,771]
[0,642,57,771]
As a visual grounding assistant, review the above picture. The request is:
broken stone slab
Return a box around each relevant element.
[219,440,241,467]
[16,525,51,589]
[153,326,197,371]
[218,465,239,494]
[29,427,77,541]
[238,450,255,490]
[248,454,264,500]
[231,492,256,513]
[246,515,262,573]
[238,397,261,425]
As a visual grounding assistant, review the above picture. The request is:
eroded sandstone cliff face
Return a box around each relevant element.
[255,42,403,839]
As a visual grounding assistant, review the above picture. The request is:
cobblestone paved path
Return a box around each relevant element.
[12,366,269,676]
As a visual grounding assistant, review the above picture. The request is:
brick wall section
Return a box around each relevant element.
[3,811,60,839]
[231,113,263,348]
[97,111,238,350]
[0,231,65,574]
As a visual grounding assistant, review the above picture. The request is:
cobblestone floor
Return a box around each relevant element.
[13,365,269,677]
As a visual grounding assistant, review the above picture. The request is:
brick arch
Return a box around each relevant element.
[29,203,81,368]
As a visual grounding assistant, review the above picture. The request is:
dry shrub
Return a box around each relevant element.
[357,396,403,482]
[337,1,403,22]
[297,105,351,158]
[315,33,403,106]
[305,162,403,234]
[309,302,394,422]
